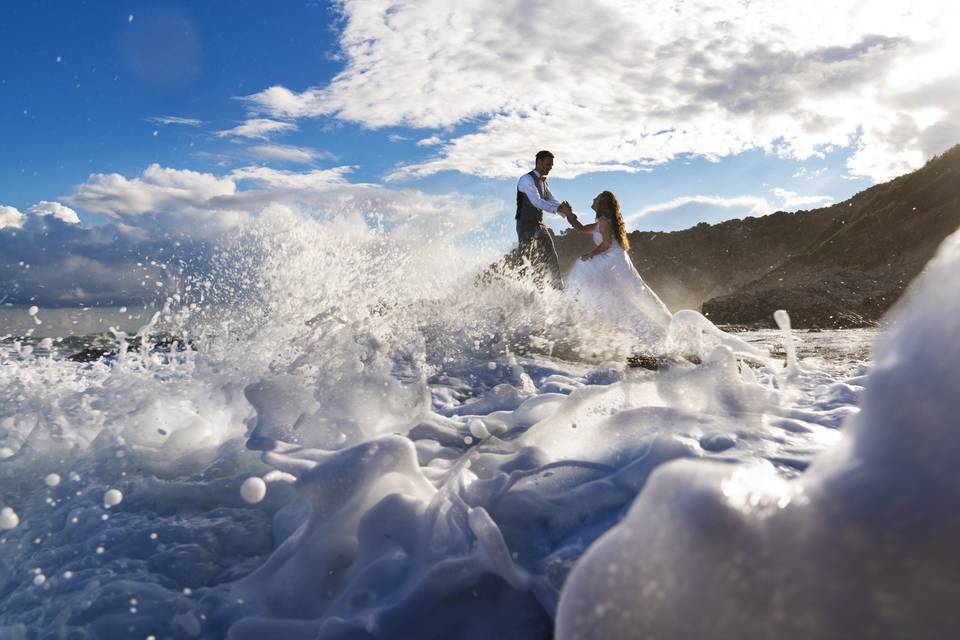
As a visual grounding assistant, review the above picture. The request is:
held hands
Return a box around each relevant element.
[579,252,593,262]
[559,201,582,228]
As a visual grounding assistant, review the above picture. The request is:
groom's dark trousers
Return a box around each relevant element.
[516,221,564,290]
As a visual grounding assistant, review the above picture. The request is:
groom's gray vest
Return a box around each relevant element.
[516,171,546,224]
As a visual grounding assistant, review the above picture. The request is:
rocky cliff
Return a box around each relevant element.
[555,145,960,328]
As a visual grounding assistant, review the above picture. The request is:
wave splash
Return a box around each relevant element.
[0,206,882,638]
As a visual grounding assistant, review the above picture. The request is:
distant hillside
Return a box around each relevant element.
[555,144,960,328]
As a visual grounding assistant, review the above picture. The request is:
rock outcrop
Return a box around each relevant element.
[555,144,960,327]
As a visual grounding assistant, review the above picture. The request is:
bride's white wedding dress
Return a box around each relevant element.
[565,230,673,347]
[566,230,769,360]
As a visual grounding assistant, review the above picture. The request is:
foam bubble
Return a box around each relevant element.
[0,507,19,529]
[103,489,123,508]
[468,419,489,439]
[240,477,266,504]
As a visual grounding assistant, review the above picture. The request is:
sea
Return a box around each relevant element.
[0,210,956,639]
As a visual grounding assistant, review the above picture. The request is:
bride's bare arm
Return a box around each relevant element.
[564,211,595,233]
[574,221,597,234]
[580,218,613,261]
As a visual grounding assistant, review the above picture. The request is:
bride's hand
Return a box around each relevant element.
[579,253,591,262]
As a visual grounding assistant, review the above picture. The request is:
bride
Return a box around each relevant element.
[565,191,673,347]
[565,191,760,360]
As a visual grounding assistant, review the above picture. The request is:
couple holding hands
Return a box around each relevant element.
[515,149,673,338]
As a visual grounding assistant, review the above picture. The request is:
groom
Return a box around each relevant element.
[516,150,577,290]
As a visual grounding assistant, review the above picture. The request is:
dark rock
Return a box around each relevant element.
[67,347,115,362]
[66,335,194,362]
[626,354,662,370]
[626,354,702,370]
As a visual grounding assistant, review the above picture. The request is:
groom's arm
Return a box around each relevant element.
[518,174,561,214]
[542,183,564,213]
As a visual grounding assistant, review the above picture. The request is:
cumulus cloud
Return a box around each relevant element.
[0,205,24,230]
[5,163,504,306]
[771,188,834,210]
[26,200,81,224]
[241,1,960,182]
[66,164,239,225]
[215,118,297,140]
[64,164,357,234]
[1,201,80,230]
[147,116,204,127]
[0,214,213,307]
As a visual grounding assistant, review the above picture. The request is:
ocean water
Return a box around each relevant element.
[0,208,955,639]
[0,306,156,341]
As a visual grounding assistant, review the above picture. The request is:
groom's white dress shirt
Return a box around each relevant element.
[517,170,562,216]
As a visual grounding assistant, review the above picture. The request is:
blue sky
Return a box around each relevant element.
[3,2,343,205]
[1,1,957,305]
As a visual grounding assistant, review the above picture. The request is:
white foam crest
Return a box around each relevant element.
[220,326,853,638]
[157,204,695,453]
[0,199,879,638]
[556,231,960,639]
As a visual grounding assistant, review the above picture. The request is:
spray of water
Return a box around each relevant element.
[0,203,840,638]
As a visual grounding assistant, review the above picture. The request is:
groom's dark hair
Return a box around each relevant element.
[535,150,554,162]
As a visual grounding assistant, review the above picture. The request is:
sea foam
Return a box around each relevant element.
[0,204,901,638]
[556,231,960,639]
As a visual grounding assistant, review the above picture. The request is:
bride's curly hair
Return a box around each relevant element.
[596,191,630,251]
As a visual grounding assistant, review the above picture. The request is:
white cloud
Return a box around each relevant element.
[249,144,327,164]
[242,1,959,183]
[0,205,24,230]
[771,188,834,210]
[65,164,240,231]
[388,134,409,142]
[215,118,297,140]
[1,202,81,229]
[416,136,443,147]
[6,163,504,306]
[61,163,502,246]
[229,165,353,191]
[148,116,204,127]
[628,195,772,225]
[240,85,327,120]
[792,167,828,179]
[626,188,835,228]
[26,200,81,224]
